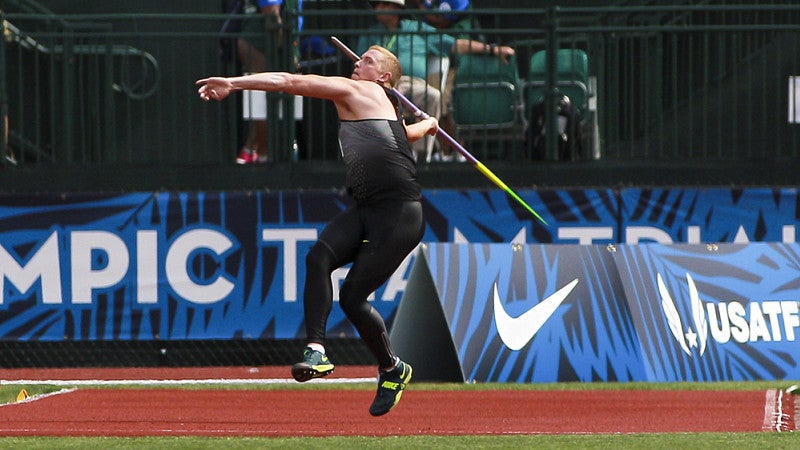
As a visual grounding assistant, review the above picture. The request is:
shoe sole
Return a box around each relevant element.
[291,363,334,382]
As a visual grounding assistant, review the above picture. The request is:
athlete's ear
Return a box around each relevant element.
[377,71,392,86]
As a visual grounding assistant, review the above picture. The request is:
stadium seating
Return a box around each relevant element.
[525,48,592,160]
[451,53,527,143]
[526,48,590,117]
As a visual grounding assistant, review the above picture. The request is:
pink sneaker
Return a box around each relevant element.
[236,149,266,164]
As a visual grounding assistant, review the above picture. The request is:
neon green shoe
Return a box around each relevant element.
[291,347,335,382]
[369,360,412,416]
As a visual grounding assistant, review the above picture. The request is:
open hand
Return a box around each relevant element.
[196,77,234,101]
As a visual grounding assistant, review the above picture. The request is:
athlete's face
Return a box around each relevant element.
[352,49,389,85]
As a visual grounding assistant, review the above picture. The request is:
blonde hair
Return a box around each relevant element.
[369,45,402,88]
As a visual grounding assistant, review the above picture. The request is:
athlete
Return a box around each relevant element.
[197,45,437,416]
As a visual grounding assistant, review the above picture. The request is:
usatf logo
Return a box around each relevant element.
[657,273,800,357]
[657,273,708,356]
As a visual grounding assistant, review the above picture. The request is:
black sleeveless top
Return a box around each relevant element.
[338,87,421,205]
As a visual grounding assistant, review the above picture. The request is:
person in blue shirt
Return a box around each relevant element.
[357,0,513,162]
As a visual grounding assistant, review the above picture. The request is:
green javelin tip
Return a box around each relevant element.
[473,162,548,225]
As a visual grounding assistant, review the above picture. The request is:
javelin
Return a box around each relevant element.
[330,36,547,226]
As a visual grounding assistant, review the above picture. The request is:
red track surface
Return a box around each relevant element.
[0,367,794,436]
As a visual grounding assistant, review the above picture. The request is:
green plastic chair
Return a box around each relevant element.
[451,54,526,137]
[526,49,592,161]
[526,48,590,114]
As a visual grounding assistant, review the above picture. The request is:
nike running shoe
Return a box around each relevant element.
[291,347,335,382]
[369,360,413,416]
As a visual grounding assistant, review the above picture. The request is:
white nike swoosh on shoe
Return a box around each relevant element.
[493,279,579,351]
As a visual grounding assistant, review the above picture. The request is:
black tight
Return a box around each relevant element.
[302,200,424,369]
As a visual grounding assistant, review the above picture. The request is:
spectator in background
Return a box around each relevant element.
[1,113,15,165]
[2,113,9,163]
[1,15,15,164]
[231,0,303,164]
[407,0,474,161]
[357,0,514,162]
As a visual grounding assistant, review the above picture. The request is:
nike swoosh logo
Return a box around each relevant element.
[493,279,579,351]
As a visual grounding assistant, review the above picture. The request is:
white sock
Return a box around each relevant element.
[307,342,325,354]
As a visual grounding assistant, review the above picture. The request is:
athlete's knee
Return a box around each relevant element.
[338,280,371,318]
[305,242,335,275]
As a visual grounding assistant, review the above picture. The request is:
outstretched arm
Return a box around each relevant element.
[197,72,397,121]
[197,72,353,102]
[453,39,516,64]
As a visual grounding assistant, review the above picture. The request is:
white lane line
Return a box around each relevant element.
[0,377,376,386]
[762,388,794,432]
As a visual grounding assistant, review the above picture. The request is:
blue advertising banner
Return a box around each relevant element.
[2,186,800,354]
[619,187,800,244]
[613,243,800,381]
[0,188,613,342]
[0,191,361,341]
[424,188,618,244]
[395,242,800,383]
[414,243,644,383]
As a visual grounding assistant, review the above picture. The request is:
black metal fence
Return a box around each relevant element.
[3,2,800,177]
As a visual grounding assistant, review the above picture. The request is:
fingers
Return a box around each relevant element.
[196,77,226,101]
[427,117,439,135]
[196,78,211,100]
[500,47,515,64]
[197,85,219,102]
[197,84,210,100]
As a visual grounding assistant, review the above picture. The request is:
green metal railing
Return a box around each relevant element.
[3,3,800,169]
